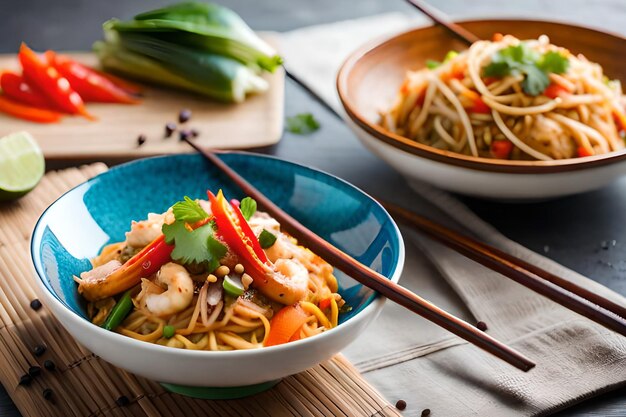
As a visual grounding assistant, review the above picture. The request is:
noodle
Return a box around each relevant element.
[380,34,626,160]
[85,199,346,351]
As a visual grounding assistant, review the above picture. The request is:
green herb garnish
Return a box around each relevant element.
[172,196,209,223]
[240,197,257,221]
[286,113,320,135]
[163,325,175,339]
[483,43,569,96]
[162,197,226,269]
[338,303,353,314]
[426,59,441,69]
[258,229,277,249]
[425,50,458,70]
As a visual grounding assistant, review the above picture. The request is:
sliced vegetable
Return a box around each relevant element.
[79,235,173,301]
[543,83,570,99]
[469,96,490,114]
[103,33,267,103]
[0,72,52,108]
[18,43,93,118]
[103,290,133,331]
[490,140,514,159]
[49,53,140,104]
[162,325,176,338]
[318,297,332,311]
[0,131,45,202]
[577,146,594,158]
[0,96,62,123]
[223,274,244,297]
[109,1,282,72]
[258,229,277,249]
[264,304,309,347]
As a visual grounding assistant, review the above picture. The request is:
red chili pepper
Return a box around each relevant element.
[490,140,513,159]
[543,83,571,99]
[0,71,52,109]
[18,43,94,119]
[0,95,62,123]
[577,146,594,158]
[209,190,270,279]
[469,96,491,114]
[49,53,140,104]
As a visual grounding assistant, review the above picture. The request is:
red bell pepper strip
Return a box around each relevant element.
[79,235,174,301]
[209,190,271,277]
[577,146,594,158]
[0,95,62,123]
[209,190,308,305]
[318,297,332,311]
[613,108,626,133]
[0,71,52,109]
[265,304,310,346]
[490,140,513,159]
[469,96,490,114]
[48,52,140,104]
[543,83,571,99]
[18,43,94,119]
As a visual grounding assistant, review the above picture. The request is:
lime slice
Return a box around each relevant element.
[223,275,244,297]
[0,132,45,201]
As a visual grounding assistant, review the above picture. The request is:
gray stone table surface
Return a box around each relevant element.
[1,0,625,415]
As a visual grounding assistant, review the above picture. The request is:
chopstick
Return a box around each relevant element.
[404,0,478,45]
[400,0,626,333]
[379,202,626,336]
[183,138,535,371]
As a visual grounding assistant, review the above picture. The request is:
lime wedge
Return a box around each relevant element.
[0,132,45,201]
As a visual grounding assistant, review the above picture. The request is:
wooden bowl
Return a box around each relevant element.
[337,20,626,199]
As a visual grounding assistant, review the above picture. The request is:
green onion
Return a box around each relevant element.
[223,274,244,297]
[163,325,176,339]
[258,229,277,249]
[103,290,133,331]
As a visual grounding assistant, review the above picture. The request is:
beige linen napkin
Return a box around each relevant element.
[279,14,626,416]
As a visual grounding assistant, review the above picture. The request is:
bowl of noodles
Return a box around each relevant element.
[30,153,404,398]
[337,20,626,199]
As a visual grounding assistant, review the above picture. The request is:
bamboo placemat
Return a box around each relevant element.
[0,164,400,417]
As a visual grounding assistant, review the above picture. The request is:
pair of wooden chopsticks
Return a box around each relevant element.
[182,0,625,371]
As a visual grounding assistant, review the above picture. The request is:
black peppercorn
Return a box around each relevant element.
[33,345,46,357]
[179,130,191,141]
[28,366,41,377]
[18,374,32,386]
[43,360,56,371]
[30,299,42,311]
[137,134,147,147]
[476,321,488,331]
[116,395,130,407]
[43,388,53,401]
[179,109,192,123]
[395,399,407,410]
[165,122,177,138]
[421,408,431,416]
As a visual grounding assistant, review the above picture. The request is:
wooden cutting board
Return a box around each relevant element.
[0,34,284,160]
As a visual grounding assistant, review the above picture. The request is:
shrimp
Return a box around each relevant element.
[125,211,173,248]
[144,263,194,316]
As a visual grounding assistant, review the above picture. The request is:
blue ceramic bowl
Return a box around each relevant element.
[31,153,404,398]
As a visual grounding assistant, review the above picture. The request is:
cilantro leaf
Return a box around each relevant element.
[538,51,569,74]
[520,64,550,96]
[482,43,569,96]
[162,221,226,269]
[426,59,440,69]
[258,229,277,249]
[172,196,209,223]
[240,197,257,221]
[286,113,320,135]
